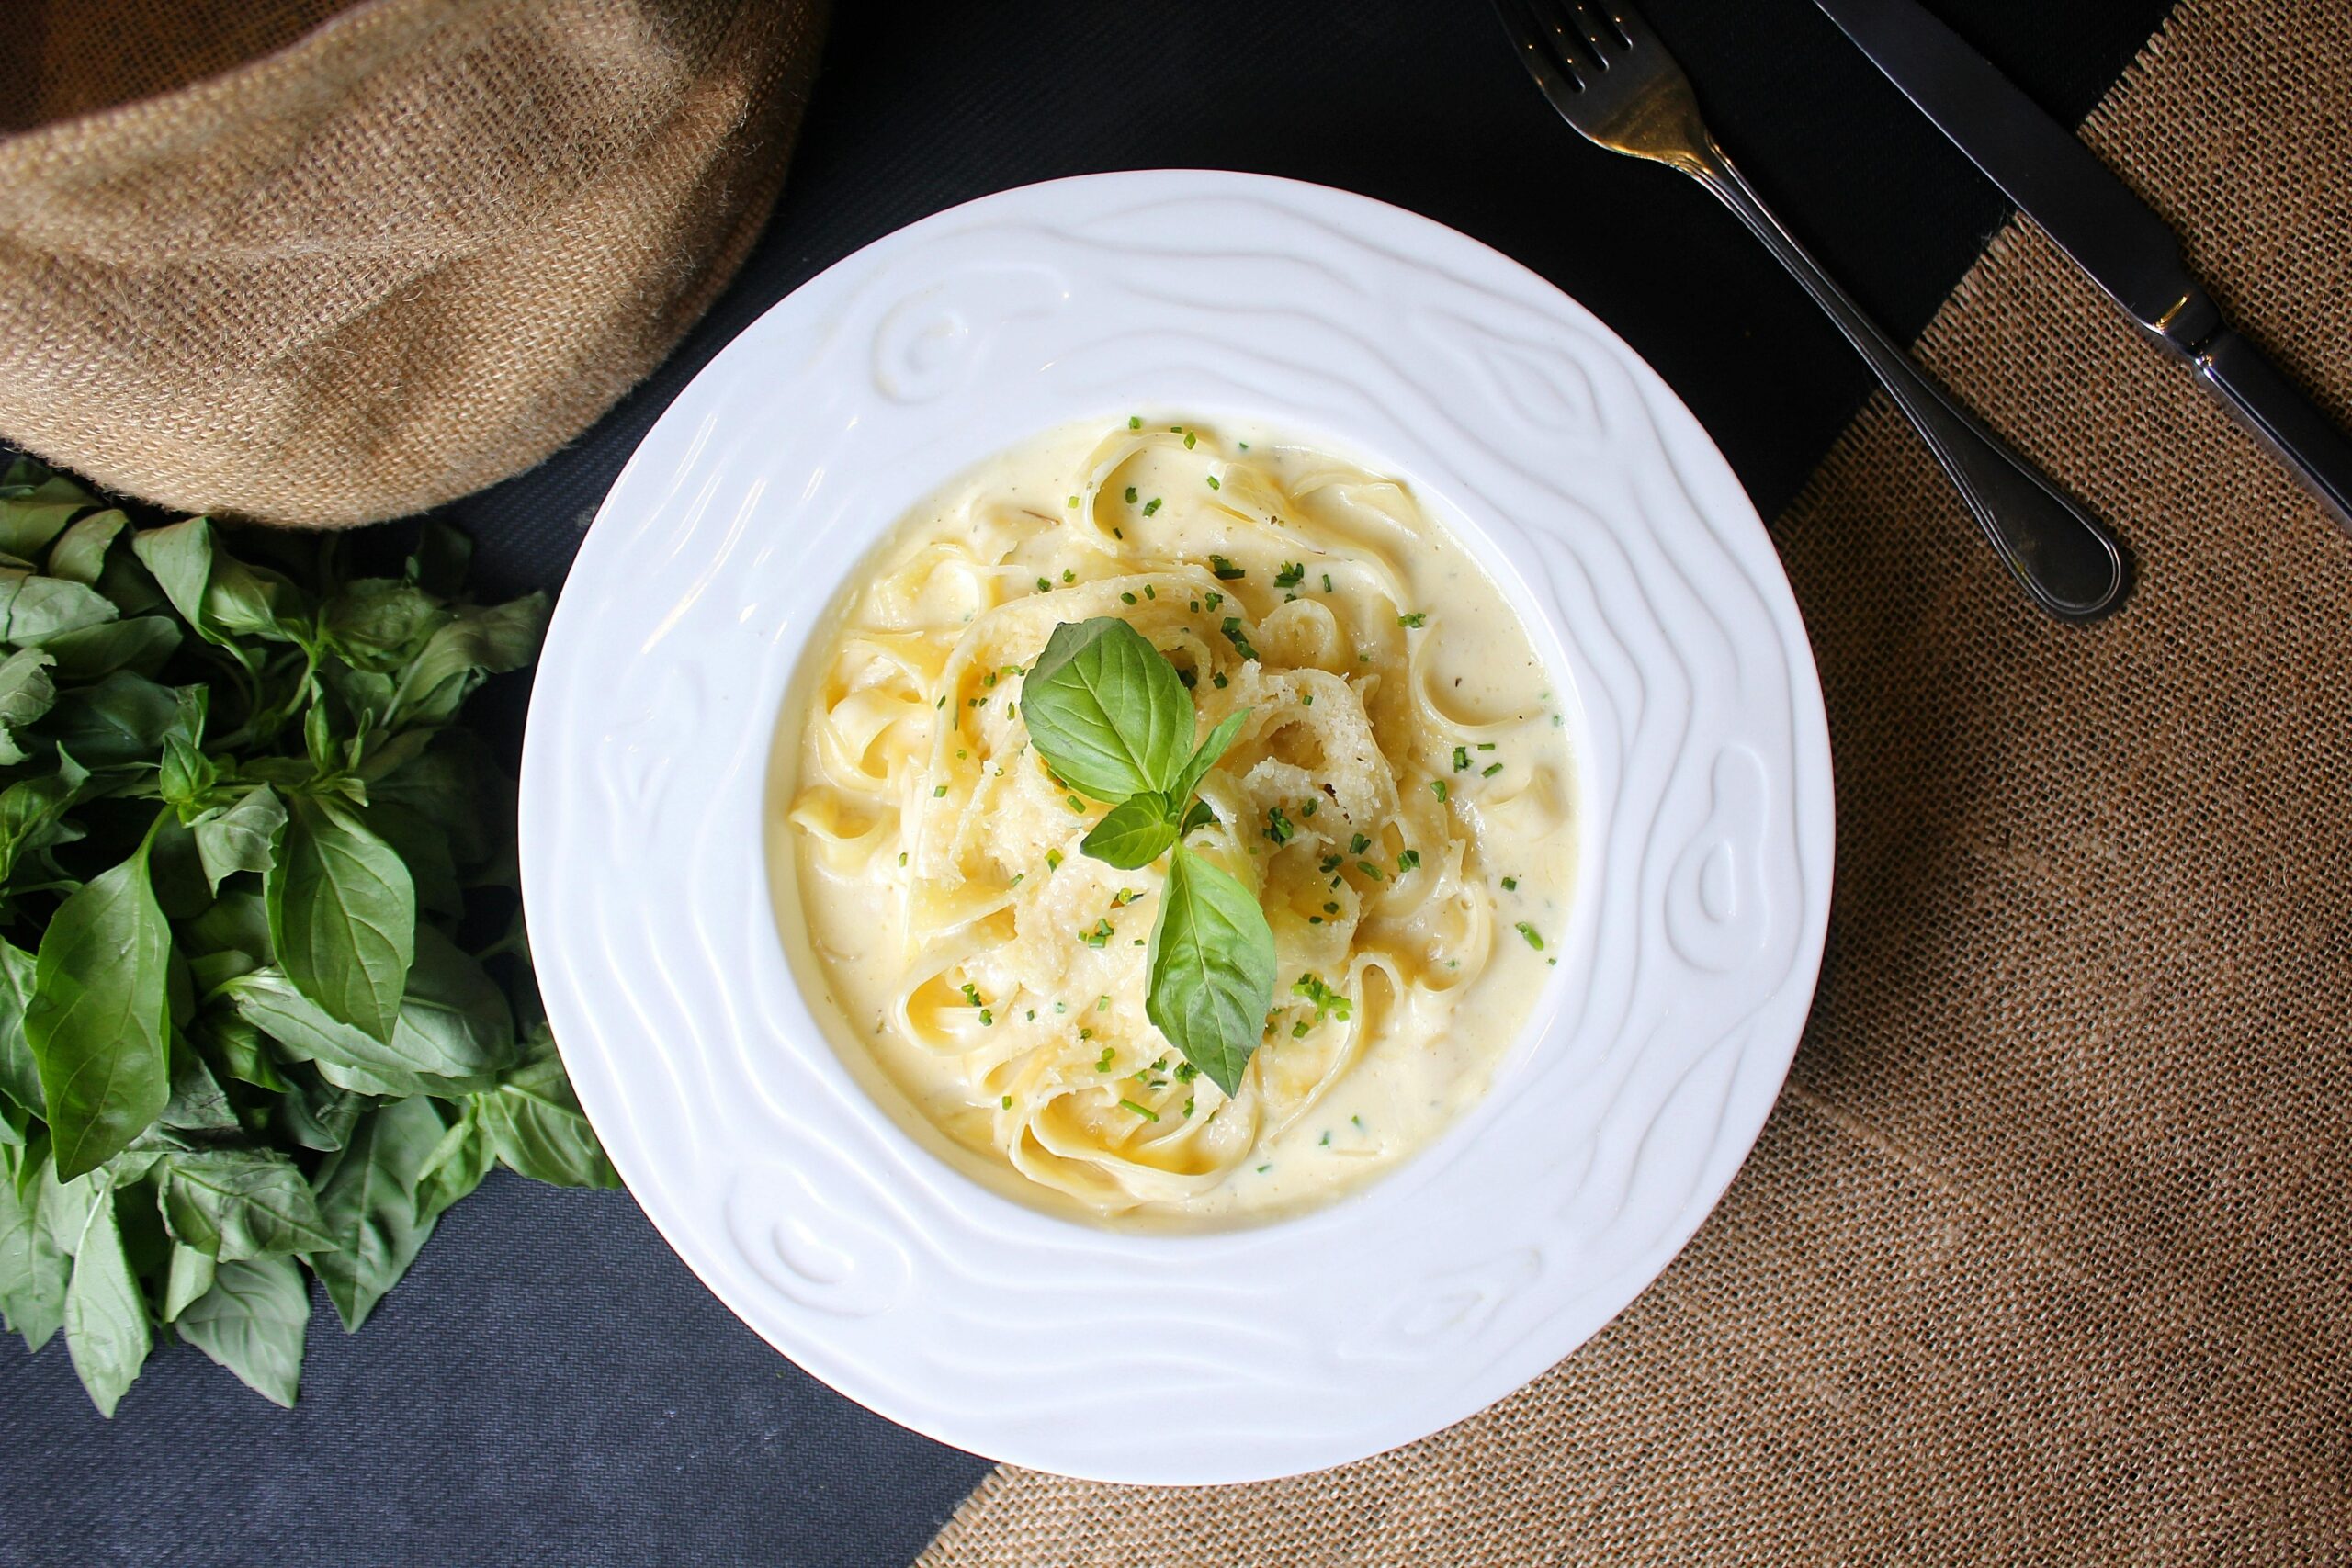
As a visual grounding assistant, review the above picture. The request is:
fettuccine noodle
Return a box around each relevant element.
[778,418,1574,1224]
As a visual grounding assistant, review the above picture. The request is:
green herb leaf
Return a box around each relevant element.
[1165,709,1248,808]
[0,1141,69,1349]
[194,784,287,894]
[1080,792,1180,869]
[176,1254,308,1408]
[44,509,125,587]
[222,927,513,1099]
[62,1183,150,1416]
[28,841,172,1179]
[1021,618,1194,802]
[414,1101,495,1223]
[472,1031,618,1189]
[154,1147,333,1260]
[1145,845,1277,1097]
[302,1096,447,1332]
[268,796,415,1044]
[37,616,181,682]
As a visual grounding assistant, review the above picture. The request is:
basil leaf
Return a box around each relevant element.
[273,1066,365,1153]
[28,841,172,1179]
[1021,617,1194,803]
[0,1141,69,1349]
[388,594,547,727]
[303,1096,447,1331]
[267,795,414,1044]
[1145,844,1277,1097]
[473,1033,616,1189]
[130,516,305,649]
[0,647,56,764]
[0,569,118,645]
[194,784,287,894]
[1166,708,1249,808]
[322,578,449,666]
[1080,792,1179,869]
[1177,798,1217,838]
[0,937,42,1122]
[414,1101,495,1222]
[155,1148,332,1259]
[45,508,126,586]
[0,475,94,558]
[161,1243,215,1321]
[38,616,181,682]
[159,1035,239,1133]
[39,670,181,768]
[176,1254,307,1408]
[62,1184,151,1416]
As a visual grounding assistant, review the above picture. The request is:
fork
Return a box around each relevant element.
[1495,0,2129,623]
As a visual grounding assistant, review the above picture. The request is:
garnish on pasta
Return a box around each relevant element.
[780,418,1574,1222]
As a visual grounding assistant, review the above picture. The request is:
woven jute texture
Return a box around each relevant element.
[0,0,825,528]
[922,0,2352,1561]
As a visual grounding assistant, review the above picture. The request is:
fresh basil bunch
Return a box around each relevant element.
[1021,617,1276,1094]
[0,460,614,1416]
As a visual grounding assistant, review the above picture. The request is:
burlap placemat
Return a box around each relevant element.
[922,0,2352,1559]
[0,0,826,528]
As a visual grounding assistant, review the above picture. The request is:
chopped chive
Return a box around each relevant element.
[1319,1130,1331,1146]
[1516,921,1545,951]
[1067,495,1079,507]
[1501,875,1518,891]
[1145,584,1156,599]
[1320,854,1342,874]
[1273,561,1305,587]
[1265,805,1294,845]
[1349,833,1371,854]
[1220,617,1259,660]
[1182,432,1197,450]
[978,1009,993,1026]
[1121,592,1137,604]
[1301,799,1317,817]
[1210,555,1246,581]
[1183,1096,1195,1117]
[935,695,945,708]
[1398,611,1427,628]
[898,852,908,866]
[1431,779,1449,803]
[1293,1018,1310,1035]
[1205,475,1221,491]
[1323,901,1339,914]
[1477,741,1498,750]
[1397,849,1420,873]
[1351,1114,1364,1132]
[1054,1000,1067,1013]
[1453,746,1471,772]
[1046,848,1064,870]
[1211,671,1228,688]
[1001,1093,1012,1109]
[1068,795,1085,812]
[1082,917,1114,947]
[1302,693,1314,706]
[1098,995,1111,1011]
[1080,1028,1094,1041]
[1036,576,1052,592]
[1143,497,1161,516]
[1063,568,1076,581]
[1129,414,1142,429]
[1125,485,1138,503]
[1322,573,1334,592]
[1112,527,1124,539]
[933,785,948,798]
[1120,1098,1160,1122]
[1095,1045,1114,1070]
[1483,762,1504,777]
[1204,591,1224,611]
[1356,860,1385,880]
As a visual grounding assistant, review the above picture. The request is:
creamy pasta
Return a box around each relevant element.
[776,418,1574,1224]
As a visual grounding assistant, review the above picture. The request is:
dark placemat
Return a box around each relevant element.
[0,1,2171,1563]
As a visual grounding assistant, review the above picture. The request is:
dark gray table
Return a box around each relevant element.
[2,2,2173,1562]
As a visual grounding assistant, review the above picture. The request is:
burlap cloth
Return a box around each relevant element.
[922,0,2352,1560]
[0,0,825,527]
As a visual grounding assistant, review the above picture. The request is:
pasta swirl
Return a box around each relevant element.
[783,419,1574,1223]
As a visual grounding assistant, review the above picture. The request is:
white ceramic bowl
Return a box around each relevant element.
[521,171,1833,1484]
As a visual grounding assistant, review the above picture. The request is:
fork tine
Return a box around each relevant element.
[1492,0,1587,96]
[1589,0,1658,51]
[1556,0,1626,63]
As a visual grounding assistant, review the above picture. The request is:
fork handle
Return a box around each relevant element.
[1691,143,2129,622]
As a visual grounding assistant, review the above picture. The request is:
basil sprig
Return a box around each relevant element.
[1020,618,1273,1095]
[0,459,616,1417]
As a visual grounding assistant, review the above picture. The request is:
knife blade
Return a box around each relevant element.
[1815,0,2352,536]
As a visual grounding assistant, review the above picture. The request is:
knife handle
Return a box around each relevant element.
[1694,148,2129,622]
[2191,327,2352,539]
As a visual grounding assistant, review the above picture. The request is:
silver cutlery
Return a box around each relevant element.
[1815,0,2352,539]
[1494,0,2130,623]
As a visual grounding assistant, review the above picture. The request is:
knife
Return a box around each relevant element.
[1815,0,2352,538]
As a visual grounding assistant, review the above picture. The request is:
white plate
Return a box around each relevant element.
[520,171,1833,1485]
